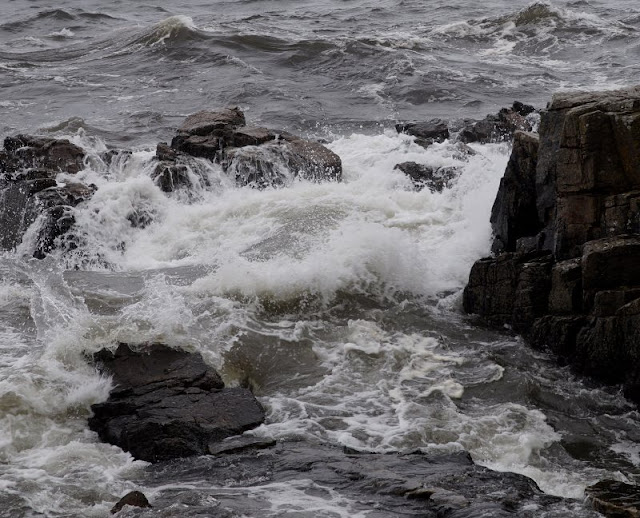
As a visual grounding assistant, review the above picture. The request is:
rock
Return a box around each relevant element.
[178,107,246,136]
[581,236,640,312]
[395,119,450,148]
[463,87,640,405]
[0,137,95,257]
[1,135,85,174]
[143,443,572,517]
[548,258,582,314]
[396,102,536,148]
[463,251,552,332]
[151,143,193,193]
[208,435,276,455]
[529,315,586,360]
[224,137,342,187]
[457,104,534,144]
[170,108,342,186]
[111,491,151,514]
[490,131,541,253]
[88,343,265,463]
[585,479,640,518]
[393,162,460,192]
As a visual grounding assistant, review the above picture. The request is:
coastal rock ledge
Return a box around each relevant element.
[463,85,640,403]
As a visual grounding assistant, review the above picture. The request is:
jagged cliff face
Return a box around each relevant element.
[464,86,640,402]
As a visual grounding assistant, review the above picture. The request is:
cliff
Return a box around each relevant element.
[463,86,640,402]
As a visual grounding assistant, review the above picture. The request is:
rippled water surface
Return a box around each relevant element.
[1,0,640,516]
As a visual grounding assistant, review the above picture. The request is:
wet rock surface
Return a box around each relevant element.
[166,107,342,187]
[585,479,640,518]
[88,343,265,463]
[396,102,536,148]
[137,442,579,517]
[111,491,152,514]
[463,86,640,404]
[0,135,93,258]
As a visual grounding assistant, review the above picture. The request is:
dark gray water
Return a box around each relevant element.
[1,1,640,516]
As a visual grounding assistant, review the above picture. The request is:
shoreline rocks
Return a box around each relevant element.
[463,86,640,403]
[88,343,265,463]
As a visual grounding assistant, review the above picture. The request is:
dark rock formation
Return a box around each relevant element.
[141,442,583,517]
[395,119,450,148]
[585,480,640,518]
[396,102,536,148]
[463,86,640,404]
[162,107,342,188]
[0,135,94,258]
[490,131,541,253]
[394,162,460,192]
[88,343,265,463]
[111,491,151,514]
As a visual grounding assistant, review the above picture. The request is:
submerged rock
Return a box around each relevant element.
[168,107,342,188]
[88,343,265,463]
[394,161,460,192]
[585,480,640,518]
[111,491,152,514]
[141,442,575,517]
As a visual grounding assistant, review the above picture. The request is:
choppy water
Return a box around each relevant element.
[1,0,640,516]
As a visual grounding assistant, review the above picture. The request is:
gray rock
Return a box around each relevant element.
[88,343,265,463]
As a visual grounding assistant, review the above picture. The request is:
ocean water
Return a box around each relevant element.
[1,0,640,516]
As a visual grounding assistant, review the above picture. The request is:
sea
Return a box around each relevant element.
[0,0,639,516]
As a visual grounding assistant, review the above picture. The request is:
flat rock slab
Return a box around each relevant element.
[138,443,585,517]
[89,343,265,463]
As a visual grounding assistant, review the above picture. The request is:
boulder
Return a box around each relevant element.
[393,162,459,192]
[169,108,342,187]
[490,131,541,253]
[585,479,640,518]
[395,119,449,148]
[88,343,265,463]
[111,491,151,514]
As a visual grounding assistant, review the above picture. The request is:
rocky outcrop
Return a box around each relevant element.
[397,102,536,149]
[0,135,94,258]
[394,162,460,192]
[88,343,265,463]
[157,107,342,189]
[463,86,640,403]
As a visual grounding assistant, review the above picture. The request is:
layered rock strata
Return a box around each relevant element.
[88,343,265,463]
[463,86,640,402]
